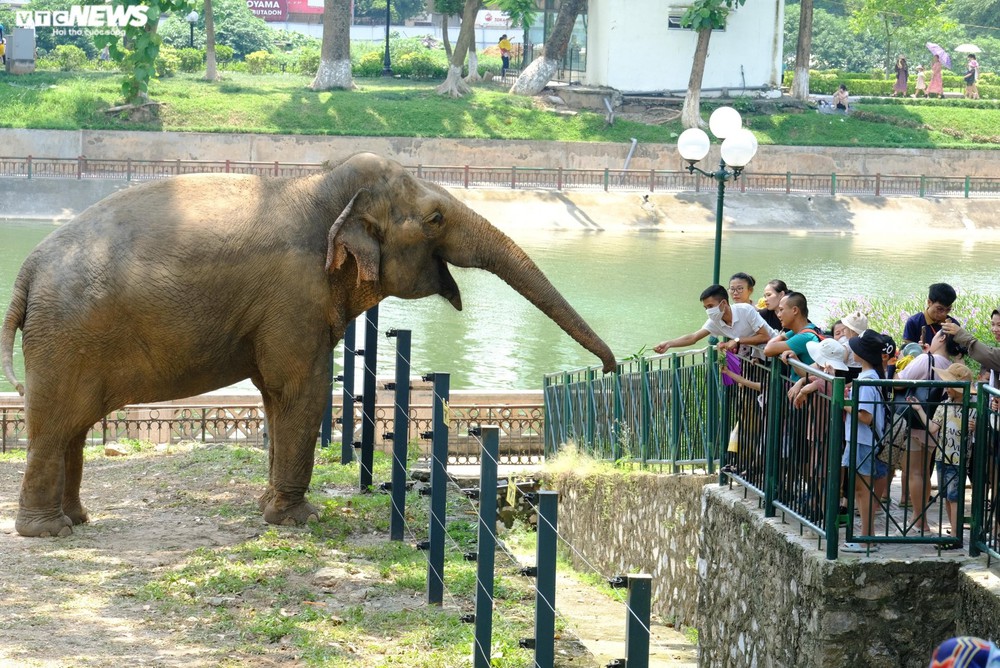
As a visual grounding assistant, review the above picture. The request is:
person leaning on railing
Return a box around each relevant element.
[942,317,1000,388]
[653,284,774,355]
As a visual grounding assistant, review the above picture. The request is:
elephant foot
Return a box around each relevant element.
[260,490,319,527]
[63,504,91,526]
[15,508,74,538]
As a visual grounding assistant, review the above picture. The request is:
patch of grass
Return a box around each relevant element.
[4,70,997,148]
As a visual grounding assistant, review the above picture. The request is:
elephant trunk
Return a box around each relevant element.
[446,208,617,374]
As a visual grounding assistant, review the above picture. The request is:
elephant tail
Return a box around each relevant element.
[1,271,27,396]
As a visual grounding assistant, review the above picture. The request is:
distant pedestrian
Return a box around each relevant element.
[928,55,944,98]
[965,53,980,99]
[498,34,512,76]
[914,65,927,97]
[893,55,909,96]
[99,44,110,62]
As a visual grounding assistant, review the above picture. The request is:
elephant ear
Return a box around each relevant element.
[325,191,380,284]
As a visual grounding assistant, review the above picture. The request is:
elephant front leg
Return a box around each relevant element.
[16,438,73,537]
[257,393,325,527]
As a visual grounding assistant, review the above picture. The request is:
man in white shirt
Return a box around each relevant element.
[654,284,775,354]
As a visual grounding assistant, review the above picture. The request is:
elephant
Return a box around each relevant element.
[1,152,616,538]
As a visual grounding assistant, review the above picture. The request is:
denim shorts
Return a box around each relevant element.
[842,441,888,479]
[936,462,963,502]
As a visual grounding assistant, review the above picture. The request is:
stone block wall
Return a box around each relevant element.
[545,471,1000,668]
[543,469,712,627]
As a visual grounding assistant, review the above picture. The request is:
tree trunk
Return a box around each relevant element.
[510,0,585,96]
[436,0,478,97]
[311,0,354,90]
[465,40,481,82]
[204,0,218,81]
[790,0,812,100]
[441,14,452,59]
[681,27,712,128]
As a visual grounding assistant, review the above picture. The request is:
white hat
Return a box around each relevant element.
[806,338,849,371]
[841,311,869,336]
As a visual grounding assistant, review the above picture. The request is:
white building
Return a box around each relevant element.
[583,0,785,94]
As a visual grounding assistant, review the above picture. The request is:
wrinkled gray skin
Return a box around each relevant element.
[1,153,616,538]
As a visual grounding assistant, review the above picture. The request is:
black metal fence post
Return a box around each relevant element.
[534,490,558,668]
[473,425,499,668]
[388,328,411,542]
[339,320,357,464]
[625,574,652,668]
[428,372,450,605]
[359,306,379,491]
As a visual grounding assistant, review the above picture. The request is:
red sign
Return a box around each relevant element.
[246,0,288,21]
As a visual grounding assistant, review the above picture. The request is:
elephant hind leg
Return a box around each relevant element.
[61,430,90,525]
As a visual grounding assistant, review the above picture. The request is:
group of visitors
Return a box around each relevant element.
[656,278,997,554]
[894,52,981,99]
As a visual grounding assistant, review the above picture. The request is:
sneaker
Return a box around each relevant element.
[841,542,879,554]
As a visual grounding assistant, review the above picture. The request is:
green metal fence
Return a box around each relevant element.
[544,347,985,559]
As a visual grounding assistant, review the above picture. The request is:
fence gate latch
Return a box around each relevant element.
[607,575,628,589]
[518,638,536,649]
[415,540,430,551]
[606,660,627,667]
[519,566,537,578]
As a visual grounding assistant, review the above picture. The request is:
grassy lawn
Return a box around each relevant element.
[1,70,999,148]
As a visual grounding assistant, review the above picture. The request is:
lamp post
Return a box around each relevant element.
[185,10,198,48]
[677,106,758,286]
[382,0,392,76]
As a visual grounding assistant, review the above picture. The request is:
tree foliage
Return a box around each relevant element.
[157,0,272,58]
[94,0,191,104]
[846,0,943,70]
[352,0,426,23]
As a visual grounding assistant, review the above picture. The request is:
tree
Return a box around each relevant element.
[496,0,539,67]
[435,0,464,60]
[204,0,219,81]
[435,0,478,97]
[784,5,882,72]
[946,0,1000,37]
[509,0,585,97]
[790,0,813,100]
[847,0,941,71]
[311,0,353,90]
[94,0,190,104]
[465,38,481,82]
[679,0,746,129]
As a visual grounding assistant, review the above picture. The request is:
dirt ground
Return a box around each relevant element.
[0,445,697,667]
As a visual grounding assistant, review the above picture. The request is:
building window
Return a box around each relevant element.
[668,9,727,31]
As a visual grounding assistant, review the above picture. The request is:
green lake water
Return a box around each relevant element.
[2,219,998,391]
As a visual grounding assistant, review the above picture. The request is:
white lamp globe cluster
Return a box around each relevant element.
[677,106,758,168]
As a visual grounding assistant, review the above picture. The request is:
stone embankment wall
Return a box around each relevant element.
[544,472,1000,668]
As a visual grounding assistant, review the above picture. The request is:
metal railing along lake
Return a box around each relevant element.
[2,155,999,198]
[544,347,993,559]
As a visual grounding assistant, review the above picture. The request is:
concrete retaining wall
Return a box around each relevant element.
[544,472,1000,668]
[7,177,1000,236]
[2,128,998,176]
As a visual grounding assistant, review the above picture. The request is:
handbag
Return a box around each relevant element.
[895,352,945,427]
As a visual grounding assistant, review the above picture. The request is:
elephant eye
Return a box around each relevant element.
[425,212,443,226]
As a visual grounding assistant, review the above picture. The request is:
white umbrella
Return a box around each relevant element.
[954,44,982,54]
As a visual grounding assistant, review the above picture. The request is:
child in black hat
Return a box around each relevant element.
[841,330,889,553]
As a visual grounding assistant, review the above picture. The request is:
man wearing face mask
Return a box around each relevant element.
[653,284,774,354]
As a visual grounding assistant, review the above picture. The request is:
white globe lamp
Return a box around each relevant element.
[708,106,743,140]
[677,128,711,163]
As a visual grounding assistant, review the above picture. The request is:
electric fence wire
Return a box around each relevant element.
[468,429,658,648]
[366,349,499,663]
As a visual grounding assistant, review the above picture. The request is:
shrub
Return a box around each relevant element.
[214,45,235,68]
[178,48,204,73]
[394,51,446,79]
[155,46,180,78]
[245,50,273,75]
[295,48,320,76]
[355,50,385,77]
[53,45,87,72]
